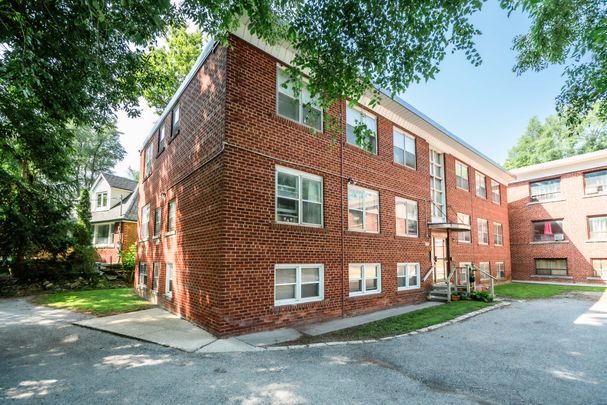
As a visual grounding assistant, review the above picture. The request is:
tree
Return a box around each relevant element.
[70,189,96,274]
[501,0,607,125]
[504,106,607,169]
[142,26,204,113]
[71,123,126,197]
[127,167,140,182]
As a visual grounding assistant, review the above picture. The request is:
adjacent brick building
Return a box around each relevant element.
[508,150,607,285]
[135,31,514,336]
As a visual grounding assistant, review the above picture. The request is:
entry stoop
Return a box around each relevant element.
[428,283,449,302]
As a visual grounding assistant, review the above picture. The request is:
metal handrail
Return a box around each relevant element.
[447,267,456,301]
[422,266,435,282]
[469,264,496,298]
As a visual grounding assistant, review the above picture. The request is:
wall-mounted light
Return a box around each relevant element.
[160,192,167,201]
[347,177,356,185]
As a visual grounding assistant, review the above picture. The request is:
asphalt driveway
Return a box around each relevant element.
[1,294,606,404]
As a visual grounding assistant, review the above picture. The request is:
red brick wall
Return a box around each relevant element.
[508,166,607,284]
[95,221,137,264]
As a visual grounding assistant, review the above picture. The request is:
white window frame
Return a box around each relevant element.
[165,262,174,297]
[479,262,490,280]
[276,66,323,131]
[530,178,561,202]
[584,170,607,195]
[346,105,378,154]
[93,223,113,247]
[153,207,162,238]
[144,142,153,178]
[588,216,607,240]
[140,204,150,241]
[591,259,607,279]
[171,103,180,136]
[397,263,420,291]
[275,166,323,227]
[395,197,418,237]
[457,213,471,243]
[494,223,504,246]
[393,129,416,169]
[455,161,469,191]
[491,179,501,204]
[496,262,505,279]
[274,264,324,306]
[167,199,176,234]
[475,172,486,199]
[152,262,159,292]
[348,185,380,233]
[95,191,108,210]
[158,126,165,152]
[138,262,148,288]
[348,263,382,296]
[477,218,489,245]
[429,149,446,222]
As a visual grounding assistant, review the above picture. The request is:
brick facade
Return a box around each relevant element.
[136,35,512,336]
[508,164,607,284]
[95,221,137,264]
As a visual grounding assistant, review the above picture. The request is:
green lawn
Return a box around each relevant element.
[283,300,493,344]
[36,288,151,316]
[495,282,607,299]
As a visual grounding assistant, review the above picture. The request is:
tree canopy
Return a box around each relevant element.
[504,106,607,169]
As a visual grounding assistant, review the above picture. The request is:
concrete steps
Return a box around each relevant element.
[428,283,449,302]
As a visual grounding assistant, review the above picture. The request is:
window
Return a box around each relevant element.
[592,259,607,279]
[138,263,148,288]
[93,224,112,246]
[494,223,503,246]
[346,105,377,154]
[429,150,445,222]
[275,167,323,227]
[491,179,501,204]
[348,185,379,233]
[393,129,416,169]
[165,263,174,296]
[479,262,490,280]
[171,103,180,136]
[395,198,418,237]
[153,207,162,238]
[397,263,420,290]
[167,200,176,233]
[349,264,381,296]
[274,265,324,305]
[585,170,607,195]
[477,218,488,245]
[96,192,108,210]
[140,204,150,241]
[144,142,153,178]
[588,216,607,240]
[457,213,471,243]
[152,263,159,292]
[535,259,567,276]
[475,172,486,198]
[158,126,165,153]
[455,161,469,191]
[276,67,322,131]
[533,220,564,242]
[530,178,561,202]
[496,262,505,279]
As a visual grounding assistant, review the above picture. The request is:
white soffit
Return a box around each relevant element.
[231,26,514,185]
[510,149,607,183]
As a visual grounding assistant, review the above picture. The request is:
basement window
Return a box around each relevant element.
[535,259,567,276]
[397,263,420,290]
[349,263,381,296]
[274,265,323,306]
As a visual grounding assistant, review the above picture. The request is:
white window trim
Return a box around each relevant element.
[397,263,421,291]
[165,263,174,298]
[476,172,487,199]
[479,262,491,280]
[138,263,148,289]
[275,166,323,228]
[93,223,113,248]
[477,218,489,245]
[457,213,471,243]
[494,222,503,246]
[274,264,325,306]
[144,142,153,178]
[393,128,416,170]
[166,199,177,235]
[346,104,378,154]
[348,185,380,233]
[153,207,162,239]
[496,262,505,279]
[491,179,501,204]
[275,65,323,132]
[152,263,159,293]
[395,197,418,237]
[140,204,151,241]
[95,191,109,210]
[455,161,469,191]
[349,263,382,297]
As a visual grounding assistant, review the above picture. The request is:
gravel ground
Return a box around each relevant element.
[1,296,606,404]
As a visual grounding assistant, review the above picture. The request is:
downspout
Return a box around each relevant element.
[340,102,346,318]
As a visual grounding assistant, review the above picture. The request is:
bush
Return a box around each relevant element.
[471,291,493,303]
[120,243,137,280]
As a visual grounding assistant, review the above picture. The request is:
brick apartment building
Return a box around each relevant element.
[508,150,607,284]
[135,29,513,336]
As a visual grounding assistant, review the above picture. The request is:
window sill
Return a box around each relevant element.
[165,231,176,237]
[139,238,149,243]
[274,297,324,307]
[395,233,419,239]
[344,142,377,157]
[587,277,607,281]
[348,291,382,299]
[476,195,487,200]
[397,287,421,293]
[156,147,165,158]
[94,245,113,248]
[585,239,607,243]
[346,229,381,236]
[392,161,417,172]
[458,240,472,244]
[275,113,323,134]
[529,240,569,245]
[494,244,504,247]
[477,243,489,246]
[455,186,470,193]
[582,193,607,199]
[165,293,173,300]
[527,198,565,206]
[272,222,327,233]
[153,236,161,240]
[531,275,573,279]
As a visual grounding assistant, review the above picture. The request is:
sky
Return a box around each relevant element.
[114,1,567,177]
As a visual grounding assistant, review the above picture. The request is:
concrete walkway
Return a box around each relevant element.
[76,301,445,352]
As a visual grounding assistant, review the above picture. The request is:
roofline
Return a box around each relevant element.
[509,149,607,183]
[139,39,218,150]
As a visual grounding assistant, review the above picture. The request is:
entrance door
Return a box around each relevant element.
[432,236,448,282]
